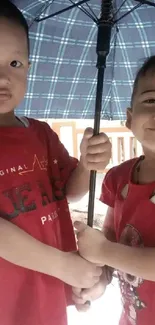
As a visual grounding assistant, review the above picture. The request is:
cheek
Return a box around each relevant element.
[131,114,146,139]
[14,73,27,97]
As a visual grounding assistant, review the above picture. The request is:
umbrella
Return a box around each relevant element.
[13,0,155,226]
[14,0,155,121]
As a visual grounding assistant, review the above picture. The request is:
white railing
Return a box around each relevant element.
[41,119,143,172]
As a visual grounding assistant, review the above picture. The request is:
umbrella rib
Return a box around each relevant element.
[85,2,99,21]
[69,0,98,23]
[107,27,118,119]
[29,0,54,27]
[112,0,127,20]
[135,0,155,8]
[35,0,91,22]
[114,2,142,23]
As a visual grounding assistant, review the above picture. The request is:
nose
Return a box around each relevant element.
[0,68,10,87]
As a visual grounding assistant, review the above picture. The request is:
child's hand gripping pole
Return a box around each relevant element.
[74,225,91,310]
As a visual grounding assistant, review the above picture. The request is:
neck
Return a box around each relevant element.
[142,148,155,169]
[0,112,19,127]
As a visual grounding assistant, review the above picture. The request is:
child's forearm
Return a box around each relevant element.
[0,217,64,278]
[103,226,116,242]
[103,240,155,281]
[102,226,116,282]
[66,159,90,202]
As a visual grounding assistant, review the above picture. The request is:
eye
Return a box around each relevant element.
[144,98,155,104]
[10,60,23,68]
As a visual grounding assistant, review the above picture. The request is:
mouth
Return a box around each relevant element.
[0,91,11,101]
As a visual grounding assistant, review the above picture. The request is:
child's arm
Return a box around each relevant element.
[72,266,110,311]
[0,217,61,275]
[0,217,102,288]
[102,207,116,241]
[72,207,116,310]
[66,158,90,202]
[101,240,155,282]
[75,221,155,282]
[66,129,111,202]
[44,123,111,202]
[102,207,116,284]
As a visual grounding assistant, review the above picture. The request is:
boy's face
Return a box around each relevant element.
[126,72,155,152]
[0,18,29,114]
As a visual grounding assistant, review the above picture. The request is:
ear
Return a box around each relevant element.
[126,107,132,130]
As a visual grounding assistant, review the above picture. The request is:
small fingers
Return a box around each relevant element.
[75,302,91,312]
[93,276,101,286]
[88,133,109,146]
[72,287,82,297]
[86,152,110,164]
[74,221,87,234]
[87,141,111,156]
[83,128,93,140]
[86,160,110,171]
[72,293,86,305]
[95,266,102,277]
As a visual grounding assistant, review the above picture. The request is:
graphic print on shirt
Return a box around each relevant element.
[0,154,65,225]
[19,154,48,174]
[118,225,146,325]
[0,154,48,177]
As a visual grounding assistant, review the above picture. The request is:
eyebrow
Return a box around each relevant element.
[13,50,27,55]
[141,90,155,95]
[11,51,28,58]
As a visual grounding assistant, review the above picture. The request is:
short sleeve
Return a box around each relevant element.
[100,167,118,208]
[56,137,78,185]
[41,122,78,185]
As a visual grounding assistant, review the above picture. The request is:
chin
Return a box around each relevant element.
[142,140,155,152]
[0,104,15,115]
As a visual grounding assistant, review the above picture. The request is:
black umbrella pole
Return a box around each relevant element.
[87,0,113,227]
[87,67,105,227]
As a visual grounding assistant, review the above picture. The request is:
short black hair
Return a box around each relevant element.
[0,0,29,55]
[131,56,155,106]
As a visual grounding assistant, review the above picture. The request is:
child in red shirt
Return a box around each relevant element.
[76,55,155,325]
[0,1,112,324]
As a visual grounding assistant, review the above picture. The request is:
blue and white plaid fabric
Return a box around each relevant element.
[13,0,155,120]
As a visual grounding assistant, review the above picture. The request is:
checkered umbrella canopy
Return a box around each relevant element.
[13,0,155,120]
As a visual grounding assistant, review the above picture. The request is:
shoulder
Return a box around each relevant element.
[108,158,137,181]
[27,118,58,140]
[27,118,51,131]
[104,158,138,190]
[100,158,138,207]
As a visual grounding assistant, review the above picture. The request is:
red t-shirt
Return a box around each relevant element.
[0,118,78,325]
[101,158,155,325]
